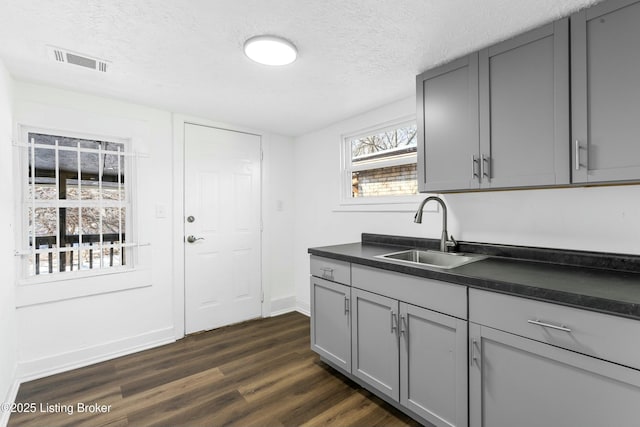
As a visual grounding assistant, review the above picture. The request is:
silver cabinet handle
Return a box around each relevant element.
[186,235,204,243]
[575,140,580,170]
[472,155,479,180]
[471,338,480,365]
[482,154,491,179]
[399,315,407,336]
[527,319,572,333]
[320,267,334,279]
[344,296,350,315]
[391,311,397,334]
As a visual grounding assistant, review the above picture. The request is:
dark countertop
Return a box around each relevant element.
[308,234,640,321]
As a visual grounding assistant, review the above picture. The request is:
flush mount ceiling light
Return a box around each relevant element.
[243,35,297,66]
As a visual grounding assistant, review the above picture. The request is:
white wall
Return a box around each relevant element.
[13,82,176,379]
[262,134,296,314]
[292,96,640,312]
[9,82,296,382]
[0,60,17,425]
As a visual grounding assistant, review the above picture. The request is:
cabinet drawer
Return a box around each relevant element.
[310,255,351,285]
[470,289,640,370]
[352,264,467,319]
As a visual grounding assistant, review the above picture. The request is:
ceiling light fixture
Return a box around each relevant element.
[243,35,297,66]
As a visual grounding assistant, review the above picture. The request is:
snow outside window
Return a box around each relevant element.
[16,129,135,280]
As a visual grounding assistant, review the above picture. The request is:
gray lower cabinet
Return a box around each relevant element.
[400,303,468,427]
[469,323,640,427]
[469,288,640,427]
[310,276,351,372]
[351,288,400,400]
[571,0,640,183]
[351,287,468,427]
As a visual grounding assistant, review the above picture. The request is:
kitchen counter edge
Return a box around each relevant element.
[308,240,640,321]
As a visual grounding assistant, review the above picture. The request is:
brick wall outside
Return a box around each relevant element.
[352,164,417,197]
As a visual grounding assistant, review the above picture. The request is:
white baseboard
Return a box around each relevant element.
[0,377,20,427]
[296,299,310,317]
[270,295,297,317]
[17,327,175,382]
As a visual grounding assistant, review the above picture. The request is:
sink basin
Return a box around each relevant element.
[376,249,487,270]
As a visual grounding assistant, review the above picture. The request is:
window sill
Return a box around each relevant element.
[334,194,439,213]
[16,267,152,307]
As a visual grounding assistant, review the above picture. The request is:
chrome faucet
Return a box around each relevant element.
[414,196,457,252]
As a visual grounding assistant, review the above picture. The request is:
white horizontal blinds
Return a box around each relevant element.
[23,132,130,276]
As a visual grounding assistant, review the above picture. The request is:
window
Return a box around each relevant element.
[342,120,418,201]
[17,129,133,279]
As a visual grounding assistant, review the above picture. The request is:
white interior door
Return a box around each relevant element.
[184,123,262,334]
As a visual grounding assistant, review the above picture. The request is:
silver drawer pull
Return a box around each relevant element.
[391,311,397,333]
[527,319,572,333]
[319,267,334,278]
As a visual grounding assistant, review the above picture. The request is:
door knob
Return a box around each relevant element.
[186,235,204,243]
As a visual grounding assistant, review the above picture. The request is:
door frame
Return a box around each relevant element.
[172,114,266,339]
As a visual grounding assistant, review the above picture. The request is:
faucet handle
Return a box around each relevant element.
[446,235,458,252]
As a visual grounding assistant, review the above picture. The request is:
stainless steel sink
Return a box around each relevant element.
[376,249,487,270]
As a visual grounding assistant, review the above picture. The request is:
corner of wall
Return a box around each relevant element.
[0,58,18,427]
[296,299,310,317]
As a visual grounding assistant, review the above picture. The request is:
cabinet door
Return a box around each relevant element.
[417,54,480,192]
[351,288,399,400]
[479,19,569,189]
[469,323,640,427]
[310,277,351,372]
[400,303,468,427]
[572,0,640,183]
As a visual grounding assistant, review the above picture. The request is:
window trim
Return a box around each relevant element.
[338,115,424,211]
[15,125,137,283]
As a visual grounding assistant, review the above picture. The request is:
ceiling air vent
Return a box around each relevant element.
[47,46,109,72]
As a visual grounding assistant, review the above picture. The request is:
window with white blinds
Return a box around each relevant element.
[16,129,136,279]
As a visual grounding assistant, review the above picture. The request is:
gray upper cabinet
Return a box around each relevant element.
[571,0,640,183]
[479,19,570,188]
[417,19,570,192]
[417,54,480,192]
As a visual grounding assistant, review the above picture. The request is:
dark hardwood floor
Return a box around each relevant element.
[9,312,421,427]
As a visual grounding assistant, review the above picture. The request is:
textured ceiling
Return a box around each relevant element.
[0,0,600,136]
